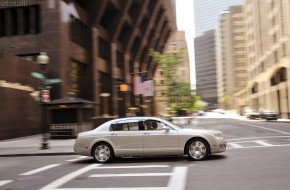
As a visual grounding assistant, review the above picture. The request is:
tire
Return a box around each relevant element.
[92,142,114,163]
[186,138,209,161]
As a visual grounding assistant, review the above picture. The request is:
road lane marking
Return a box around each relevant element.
[78,156,88,159]
[241,123,290,134]
[66,159,80,162]
[40,164,101,190]
[55,188,168,190]
[94,165,170,169]
[228,135,290,141]
[0,180,13,187]
[167,166,188,190]
[255,140,273,146]
[90,173,172,177]
[20,164,61,176]
[40,164,187,190]
[228,143,244,148]
[66,156,89,162]
[227,144,290,150]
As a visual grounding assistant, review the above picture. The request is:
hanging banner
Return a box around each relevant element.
[143,80,154,97]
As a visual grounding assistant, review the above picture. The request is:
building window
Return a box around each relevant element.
[98,37,111,62]
[160,71,163,75]
[70,15,89,49]
[172,43,176,49]
[117,50,125,70]
[283,43,287,57]
[0,5,40,38]
[70,59,87,98]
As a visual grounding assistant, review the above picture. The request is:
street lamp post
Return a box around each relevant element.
[37,52,50,150]
[100,93,111,117]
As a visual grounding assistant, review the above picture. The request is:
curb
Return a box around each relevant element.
[0,152,76,157]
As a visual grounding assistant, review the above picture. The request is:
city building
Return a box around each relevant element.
[245,0,290,118]
[194,0,243,37]
[215,5,247,112]
[0,0,176,139]
[155,30,190,115]
[194,0,243,110]
[194,30,218,109]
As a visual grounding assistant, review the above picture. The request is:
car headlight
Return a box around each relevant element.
[214,134,223,139]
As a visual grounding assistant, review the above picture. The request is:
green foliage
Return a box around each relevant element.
[150,49,197,113]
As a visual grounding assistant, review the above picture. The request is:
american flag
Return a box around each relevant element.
[134,76,145,95]
[143,80,154,97]
[134,76,154,96]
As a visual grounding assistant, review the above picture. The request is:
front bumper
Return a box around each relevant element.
[211,139,227,154]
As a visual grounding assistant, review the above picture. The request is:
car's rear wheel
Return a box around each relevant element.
[92,142,114,163]
[187,138,209,161]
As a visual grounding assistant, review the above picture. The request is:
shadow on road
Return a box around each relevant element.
[73,155,227,165]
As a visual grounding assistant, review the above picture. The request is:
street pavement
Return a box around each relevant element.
[1,111,289,157]
[0,135,76,157]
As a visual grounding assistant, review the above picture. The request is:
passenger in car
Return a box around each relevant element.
[151,121,158,130]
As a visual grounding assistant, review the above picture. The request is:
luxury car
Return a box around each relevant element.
[74,117,227,163]
[260,110,278,120]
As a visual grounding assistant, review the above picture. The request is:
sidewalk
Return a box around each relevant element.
[224,112,290,123]
[0,135,75,157]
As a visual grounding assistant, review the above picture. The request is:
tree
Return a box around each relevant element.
[221,95,229,109]
[150,49,194,114]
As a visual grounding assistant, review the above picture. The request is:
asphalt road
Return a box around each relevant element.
[1,114,290,190]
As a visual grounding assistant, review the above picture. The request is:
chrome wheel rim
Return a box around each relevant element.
[95,145,110,162]
[189,141,207,160]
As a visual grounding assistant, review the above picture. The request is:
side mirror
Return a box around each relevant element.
[162,126,170,132]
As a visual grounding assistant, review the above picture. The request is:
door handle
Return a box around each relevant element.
[111,133,117,136]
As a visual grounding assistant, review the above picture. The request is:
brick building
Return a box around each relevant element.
[0,0,176,139]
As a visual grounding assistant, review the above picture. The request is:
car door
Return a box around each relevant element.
[108,119,144,156]
[142,119,179,155]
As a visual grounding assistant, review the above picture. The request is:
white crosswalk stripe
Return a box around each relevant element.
[40,164,188,190]
[20,164,61,176]
[227,137,290,149]
[0,180,13,187]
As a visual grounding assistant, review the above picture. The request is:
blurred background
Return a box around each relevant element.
[0,0,290,140]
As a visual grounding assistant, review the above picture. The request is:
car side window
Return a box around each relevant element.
[110,120,140,131]
[143,120,165,131]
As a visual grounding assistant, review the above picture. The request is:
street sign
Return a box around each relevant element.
[31,72,45,79]
[45,78,62,85]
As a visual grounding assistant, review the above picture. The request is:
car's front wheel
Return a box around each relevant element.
[92,142,114,163]
[187,139,209,161]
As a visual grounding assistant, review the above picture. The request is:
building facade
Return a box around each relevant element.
[155,30,190,115]
[245,0,290,118]
[194,0,243,37]
[215,6,247,111]
[0,0,176,139]
[194,30,218,109]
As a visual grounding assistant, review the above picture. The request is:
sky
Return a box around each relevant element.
[175,0,196,88]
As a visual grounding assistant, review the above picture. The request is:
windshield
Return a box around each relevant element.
[158,118,184,129]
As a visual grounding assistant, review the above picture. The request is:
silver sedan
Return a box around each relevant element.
[74,117,227,163]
